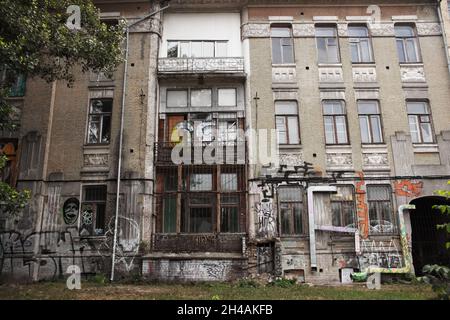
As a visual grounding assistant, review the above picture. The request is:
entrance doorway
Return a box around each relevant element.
[410,196,450,275]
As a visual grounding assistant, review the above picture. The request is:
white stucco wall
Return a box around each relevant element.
[160,13,242,57]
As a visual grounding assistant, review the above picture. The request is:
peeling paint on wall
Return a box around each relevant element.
[394,180,423,198]
[355,172,369,239]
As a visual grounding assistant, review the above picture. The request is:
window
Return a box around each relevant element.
[349,25,373,63]
[0,67,26,97]
[0,141,18,186]
[279,187,304,235]
[358,101,383,144]
[182,194,214,233]
[218,89,237,107]
[162,170,177,233]
[167,41,229,58]
[87,99,112,144]
[167,90,188,107]
[316,26,340,63]
[331,186,355,228]
[217,113,238,143]
[271,26,294,64]
[190,173,213,191]
[395,25,421,63]
[407,101,434,143]
[221,171,239,233]
[367,185,396,234]
[323,100,349,145]
[191,89,212,107]
[275,101,300,145]
[80,185,107,236]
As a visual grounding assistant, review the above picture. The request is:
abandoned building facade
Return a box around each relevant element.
[1,0,450,283]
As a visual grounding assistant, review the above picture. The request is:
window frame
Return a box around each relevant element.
[357,100,384,144]
[86,98,113,145]
[406,100,435,144]
[166,40,229,58]
[316,25,341,64]
[217,88,237,107]
[270,25,295,65]
[330,185,356,228]
[80,185,108,237]
[395,24,422,64]
[166,89,189,108]
[322,100,350,145]
[275,101,301,145]
[348,24,374,64]
[367,184,397,235]
[278,186,305,236]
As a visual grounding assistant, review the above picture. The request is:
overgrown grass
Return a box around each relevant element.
[0,281,437,300]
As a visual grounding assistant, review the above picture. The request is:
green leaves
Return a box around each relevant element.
[0,155,31,217]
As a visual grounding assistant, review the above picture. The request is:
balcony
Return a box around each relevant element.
[158,57,245,76]
[154,141,246,166]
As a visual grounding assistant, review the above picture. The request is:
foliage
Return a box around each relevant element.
[0,155,31,217]
[268,277,297,288]
[236,278,260,288]
[433,181,450,250]
[0,0,125,131]
[420,265,450,300]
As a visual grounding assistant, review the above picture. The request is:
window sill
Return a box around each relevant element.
[278,144,303,149]
[84,144,111,148]
[272,63,297,68]
[318,63,343,67]
[413,143,439,153]
[399,62,423,67]
[361,143,387,148]
[352,62,376,66]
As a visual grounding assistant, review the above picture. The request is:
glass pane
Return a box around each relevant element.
[348,26,368,37]
[280,204,291,235]
[221,207,239,233]
[167,41,178,57]
[191,89,212,107]
[167,90,188,107]
[272,38,282,64]
[191,41,202,57]
[190,174,212,191]
[221,173,238,191]
[323,101,344,114]
[396,40,406,63]
[163,197,177,233]
[332,202,342,227]
[367,185,390,201]
[216,41,228,57]
[370,116,383,143]
[91,99,112,113]
[101,115,111,143]
[359,116,371,144]
[406,39,418,62]
[420,122,433,143]
[407,102,428,114]
[317,38,327,63]
[358,101,378,114]
[327,39,340,63]
[189,207,213,233]
[218,89,237,107]
[350,43,360,62]
[88,116,101,144]
[84,185,107,201]
[271,27,291,37]
[293,204,303,234]
[342,202,355,227]
[275,101,297,114]
[288,117,300,144]
[203,41,214,57]
[408,115,420,143]
[276,117,287,144]
[316,27,336,37]
[335,116,348,144]
[282,38,294,63]
[395,26,414,37]
[324,117,335,144]
[180,41,190,57]
[278,187,302,201]
[360,40,372,62]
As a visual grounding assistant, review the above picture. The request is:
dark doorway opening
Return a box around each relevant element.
[410,196,450,276]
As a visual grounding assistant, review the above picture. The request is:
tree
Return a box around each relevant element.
[0,0,125,216]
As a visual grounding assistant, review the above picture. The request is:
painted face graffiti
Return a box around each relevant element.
[62,198,80,225]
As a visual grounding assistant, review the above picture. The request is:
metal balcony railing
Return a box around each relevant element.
[158,57,245,74]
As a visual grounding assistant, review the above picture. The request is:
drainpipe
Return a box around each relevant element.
[110,4,170,282]
[437,0,450,75]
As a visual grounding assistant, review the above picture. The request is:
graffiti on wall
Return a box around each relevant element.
[358,239,403,269]
[62,198,79,225]
[355,172,369,239]
[394,180,423,198]
[255,200,276,238]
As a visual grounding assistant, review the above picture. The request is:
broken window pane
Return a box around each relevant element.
[167,41,178,57]
[190,174,213,191]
